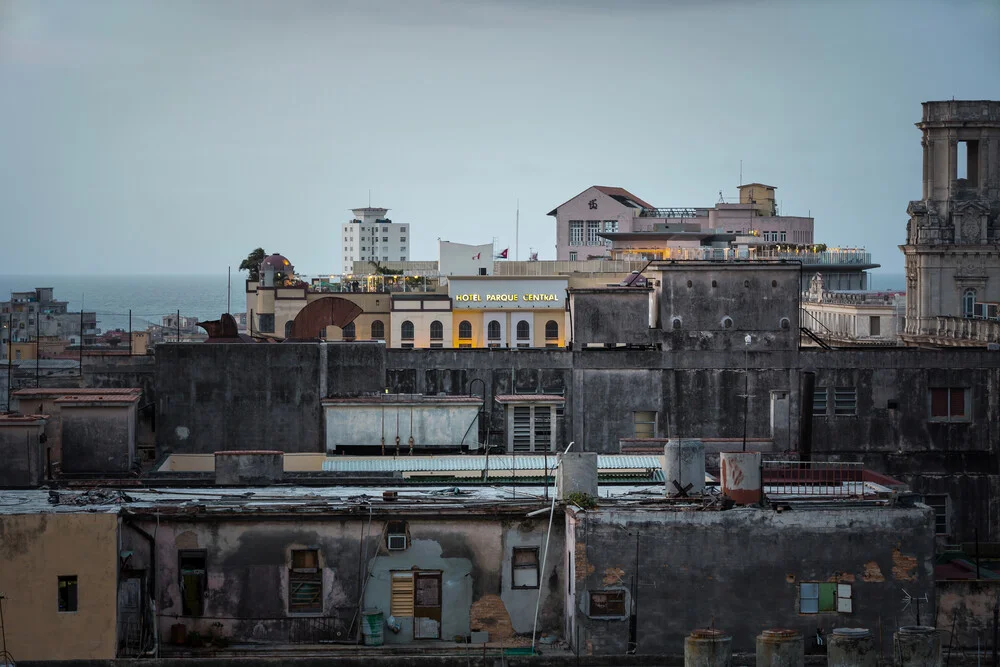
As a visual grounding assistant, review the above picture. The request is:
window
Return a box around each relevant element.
[382,236,388,242]
[391,572,415,616]
[342,322,356,341]
[401,320,414,341]
[586,220,601,245]
[289,549,322,613]
[458,320,472,339]
[780,231,787,242]
[633,411,656,438]
[929,387,969,422]
[922,494,948,535]
[833,387,857,416]
[371,320,385,340]
[516,321,530,340]
[568,252,577,261]
[812,388,829,416]
[799,582,852,614]
[487,320,501,340]
[511,405,555,452]
[963,289,976,318]
[569,221,584,246]
[589,590,626,618]
[58,576,78,612]
[869,316,881,336]
[401,236,406,242]
[722,316,733,329]
[603,220,618,247]
[179,550,206,616]
[430,320,443,341]
[512,548,540,589]
[545,320,559,341]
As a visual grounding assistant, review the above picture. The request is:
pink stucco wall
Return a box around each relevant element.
[552,187,640,261]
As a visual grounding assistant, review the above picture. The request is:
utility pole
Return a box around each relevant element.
[35,307,40,387]
[742,334,751,451]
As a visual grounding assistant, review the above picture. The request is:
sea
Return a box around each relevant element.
[0,272,907,335]
[0,274,236,333]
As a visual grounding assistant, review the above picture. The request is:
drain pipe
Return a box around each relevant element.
[531,440,574,653]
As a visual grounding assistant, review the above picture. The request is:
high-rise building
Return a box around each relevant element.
[342,207,409,272]
[901,100,1000,346]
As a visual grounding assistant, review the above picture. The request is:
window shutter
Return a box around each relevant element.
[949,389,965,418]
[390,572,414,616]
[930,388,948,417]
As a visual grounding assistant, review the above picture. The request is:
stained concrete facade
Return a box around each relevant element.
[58,393,139,473]
[567,503,935,656]
[0,511,120,661]
[323,395,482,452]
[902,101,1000,346]
[0,414,48,486]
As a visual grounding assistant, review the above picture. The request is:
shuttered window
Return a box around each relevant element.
[512,548,540,589]
[534,409,551,448]
[289,550,322,613]
[513,406,532,452]
[929,388,969,421]
[812,388,829,416]
[390,572,415,616]
[833,387,857,416]
[633,411,656,438]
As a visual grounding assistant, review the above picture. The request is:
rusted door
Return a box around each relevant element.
[412,571,442,640]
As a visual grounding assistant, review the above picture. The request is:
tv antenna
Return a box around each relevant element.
[901,589,929,625]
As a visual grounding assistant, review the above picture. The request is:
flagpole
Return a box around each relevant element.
[515,199,519,262]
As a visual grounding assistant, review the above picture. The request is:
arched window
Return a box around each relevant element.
[722,317,733,330]
[401,320,414,340]
[458,320,472,339]
[284,320,293,338]
[963,289,977,318]
[545,320,559,340]
[487,320,501,340]
[370,320,385,340]
[343,322,356,340]
[516,321,530,340]
[430,320,443,340]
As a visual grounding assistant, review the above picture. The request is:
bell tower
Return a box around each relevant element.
[901,101,1000,345]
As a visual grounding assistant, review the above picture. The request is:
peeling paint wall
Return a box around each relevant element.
[133,513,563,647]
[567,505,935,657]
[936,580,1000,647]
[0,513,119,661]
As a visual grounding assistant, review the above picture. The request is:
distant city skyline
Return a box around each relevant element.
[2,0,998,276]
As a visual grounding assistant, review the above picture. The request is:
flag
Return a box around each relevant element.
[496,248,508,259]
[472,252,480,260]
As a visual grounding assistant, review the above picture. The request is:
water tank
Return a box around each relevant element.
[828,628,877,667]
[720,451,762,505]
[684,628,731,667]
[894,626,941,667]
[756,628,803,667]
[664,439,705,496]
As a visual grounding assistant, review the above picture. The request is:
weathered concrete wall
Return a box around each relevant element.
[134,513,563,647]
[569,504,935,656]
[60,404,135,473]
[0,420,46,486]
[155,343,384,454]
[935,579,1000,648]
[82,355,156,454]
[0,512,119,660]
[324,401,480,451]
[570,290,652,346]
[803,348,1000,541]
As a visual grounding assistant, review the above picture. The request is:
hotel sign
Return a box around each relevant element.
[448,278,567,309]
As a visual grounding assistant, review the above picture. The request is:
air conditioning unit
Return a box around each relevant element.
[387,534,407,551]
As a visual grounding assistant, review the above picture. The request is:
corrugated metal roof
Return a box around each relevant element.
[494,394,565,404]
[322,455,660,473]
[14,387,142,396]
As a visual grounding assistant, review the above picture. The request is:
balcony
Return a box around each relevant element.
[638,207,703,218]
[934,316,1000,344]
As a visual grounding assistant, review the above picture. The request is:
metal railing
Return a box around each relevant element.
[763,460,866,497]
[638,207,704,218]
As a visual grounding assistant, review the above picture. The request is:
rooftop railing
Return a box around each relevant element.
[934,316,1000,344]
[638,207,705,218]
[763,460,868,498]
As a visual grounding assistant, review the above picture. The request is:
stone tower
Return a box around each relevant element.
[901,101,1000,346]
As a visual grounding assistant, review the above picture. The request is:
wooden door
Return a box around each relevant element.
[412,571,441,640]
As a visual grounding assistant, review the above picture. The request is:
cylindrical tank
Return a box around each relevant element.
[756,628,803,667]
[665,439,706,496]
[894,626,941,667]
[828,627,877,667]
[720,451,762,505]
[361,609,384,646]
[685,628,732,667]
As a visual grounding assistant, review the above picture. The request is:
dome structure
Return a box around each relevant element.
[259,253,294,287]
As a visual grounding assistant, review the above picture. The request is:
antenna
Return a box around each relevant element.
[368,189,371,207]
[901,589,929,625]
[739,160,743,186]
[516,199,519,262]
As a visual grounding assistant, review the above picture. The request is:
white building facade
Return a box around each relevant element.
[341,207,410,271]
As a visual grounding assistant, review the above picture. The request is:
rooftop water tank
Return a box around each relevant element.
[664,439,705,496]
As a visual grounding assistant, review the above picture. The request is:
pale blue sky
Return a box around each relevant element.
[1,0,998,276]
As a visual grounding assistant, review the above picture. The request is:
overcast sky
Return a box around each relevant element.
[2,0,998,276]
